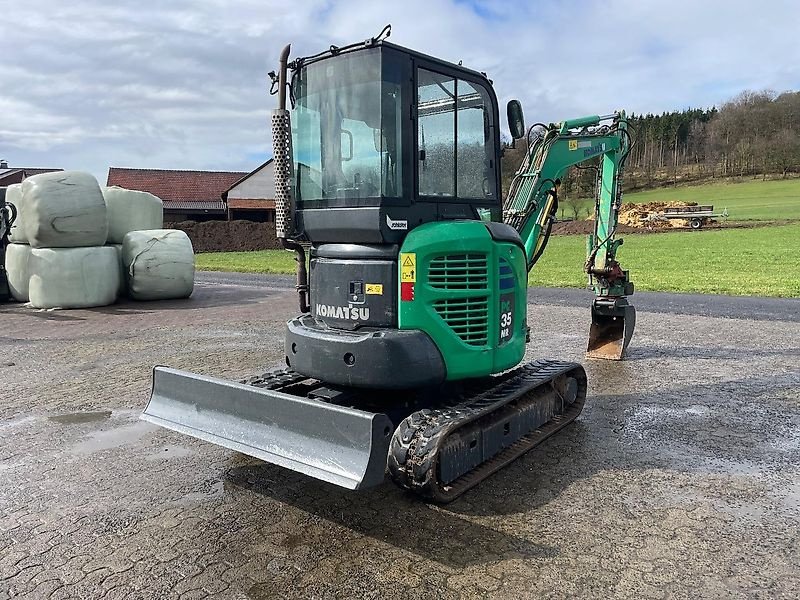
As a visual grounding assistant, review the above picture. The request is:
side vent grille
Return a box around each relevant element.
[429,253,489,346]
[433,297,489,346]
[428,254,488,290]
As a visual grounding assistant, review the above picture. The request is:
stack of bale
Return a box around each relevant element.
[4,171,195,309]
[103,185,194,301]
[4,171,116,308]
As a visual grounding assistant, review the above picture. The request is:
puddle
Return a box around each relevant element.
[71,421,157,454]
[49,411,112,424]
[0,416,37,431]
[662,487,768,523]
[777,481,800,513]
[145,445,196,460]
[179,480,227,503]
[769,429,800,452]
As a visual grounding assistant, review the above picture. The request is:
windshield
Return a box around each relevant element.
[292,50,403,203]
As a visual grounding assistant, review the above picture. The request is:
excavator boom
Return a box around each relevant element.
[503,110,635,359]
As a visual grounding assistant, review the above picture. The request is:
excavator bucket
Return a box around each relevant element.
[141,367,393,489]
[587,298,636,360]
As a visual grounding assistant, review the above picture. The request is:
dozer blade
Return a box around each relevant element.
[587,297,636,360]
[141,366,393,490]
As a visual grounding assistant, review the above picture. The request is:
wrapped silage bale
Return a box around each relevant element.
[4,243,32,301]
[102,186,163,244]
[28,247,120,309]
[22,171,108,248]
[5,184,27,243]
[108,244,127,298]
[122,229,194,301]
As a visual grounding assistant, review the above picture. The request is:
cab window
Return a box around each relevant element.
[417,68,496,199]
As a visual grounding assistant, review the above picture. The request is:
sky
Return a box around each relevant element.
[1,0,799,181]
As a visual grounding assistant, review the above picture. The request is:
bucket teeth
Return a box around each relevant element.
[587,298,636,360]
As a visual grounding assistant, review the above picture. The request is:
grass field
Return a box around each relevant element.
[196,250,298,274]
[196,222,800,298]
[529,222,800,297]
[565,177,800,222]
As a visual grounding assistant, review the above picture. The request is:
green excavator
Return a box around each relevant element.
[142,27,635,502]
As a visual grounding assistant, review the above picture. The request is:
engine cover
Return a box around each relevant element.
[309,243,398,331]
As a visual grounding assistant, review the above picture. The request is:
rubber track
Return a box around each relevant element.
[387,359,587,503]
[240,368,308,390]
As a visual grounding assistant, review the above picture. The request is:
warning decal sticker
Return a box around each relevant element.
[400,253,416,282]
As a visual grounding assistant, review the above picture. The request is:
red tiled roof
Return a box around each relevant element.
[163,200,226,212]
[107,167,248,204]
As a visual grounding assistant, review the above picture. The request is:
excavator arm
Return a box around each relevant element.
[503,110,635,359]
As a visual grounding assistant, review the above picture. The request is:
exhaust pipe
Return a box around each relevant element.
[272,44,293,239]
[271,44,309,313]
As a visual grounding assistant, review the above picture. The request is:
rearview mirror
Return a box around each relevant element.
[507,100,525,140]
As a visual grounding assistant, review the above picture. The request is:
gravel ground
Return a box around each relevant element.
[2,281,799,599]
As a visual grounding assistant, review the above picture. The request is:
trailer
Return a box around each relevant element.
[643,205,728,229]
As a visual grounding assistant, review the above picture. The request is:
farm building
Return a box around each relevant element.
[0,160,63,186]
[222,159,276,222]
[106,167,248,221]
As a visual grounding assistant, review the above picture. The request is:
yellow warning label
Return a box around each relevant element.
[365,283,383,295]
[400,253,416,282]
[568,139,578,151]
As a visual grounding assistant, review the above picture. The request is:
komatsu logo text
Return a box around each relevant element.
[316,304,370,321]
[583,143,606,157]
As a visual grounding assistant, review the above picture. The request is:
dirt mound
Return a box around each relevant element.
[618,201,697,228]
[552,220,642,235]
[166,220,280,253]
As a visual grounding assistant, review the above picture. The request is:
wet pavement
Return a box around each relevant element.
[2,280,799,599]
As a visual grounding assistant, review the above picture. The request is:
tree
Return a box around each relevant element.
[561,195,584,221]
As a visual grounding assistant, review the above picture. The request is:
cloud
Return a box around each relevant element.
[1,0,798,179]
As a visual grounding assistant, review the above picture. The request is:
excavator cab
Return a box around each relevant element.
[287,41,502,245]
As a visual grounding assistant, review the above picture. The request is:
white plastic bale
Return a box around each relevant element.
[122,229,194,301]
[4,243,31,301]
[28,247,120,309]
[22,171,108,248]
[102,186,164,244]
[108,244,127,298]
[5,184,27,244]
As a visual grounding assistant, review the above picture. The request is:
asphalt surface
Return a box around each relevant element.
[2,278,799,599]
